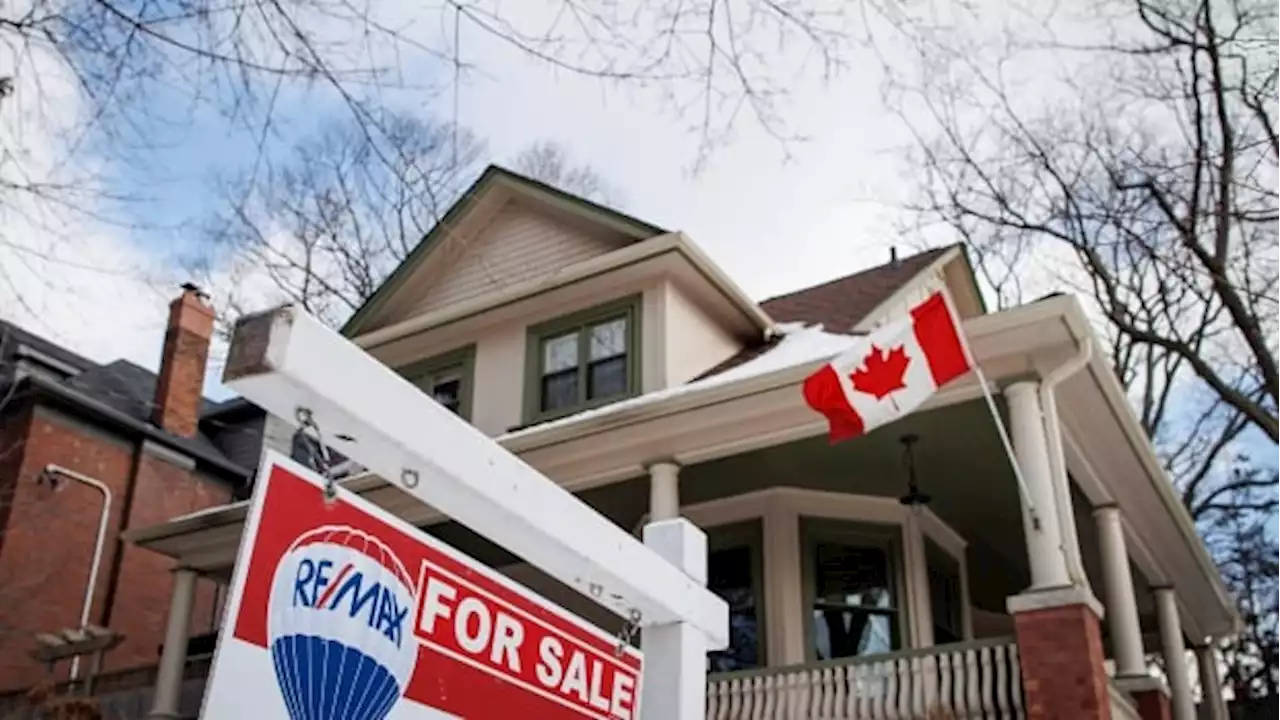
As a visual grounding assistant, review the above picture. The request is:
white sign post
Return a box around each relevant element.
[223,306,728,718]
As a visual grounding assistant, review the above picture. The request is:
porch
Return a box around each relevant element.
[119,296,1234,719]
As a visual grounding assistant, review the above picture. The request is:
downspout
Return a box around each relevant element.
[40,464,112,682]
[1039,339,1093,588]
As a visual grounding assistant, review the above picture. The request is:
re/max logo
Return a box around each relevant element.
[292,557,409,648]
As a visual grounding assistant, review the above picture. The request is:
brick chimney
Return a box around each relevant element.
[152,283,215,437]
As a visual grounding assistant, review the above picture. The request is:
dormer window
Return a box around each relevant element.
[398,345,475,420]
[526,296,641,422]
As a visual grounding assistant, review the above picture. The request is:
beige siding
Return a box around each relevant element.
[470,321,527,437]
[413,200,628,316]
[663,282,741,386]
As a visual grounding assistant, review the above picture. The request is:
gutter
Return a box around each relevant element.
[23,374,250,481]
[1039,338,1093,588]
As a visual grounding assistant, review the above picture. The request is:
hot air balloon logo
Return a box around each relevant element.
[267,525,418,720]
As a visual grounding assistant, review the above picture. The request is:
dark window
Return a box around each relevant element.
[398,346,475,420]
[804,520,903,661]
[707,544,762,672]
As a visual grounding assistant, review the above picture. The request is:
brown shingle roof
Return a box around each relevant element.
[759,246,950,330]
[696,246,951,379]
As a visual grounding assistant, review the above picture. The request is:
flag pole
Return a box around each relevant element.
[937,285,1043,530]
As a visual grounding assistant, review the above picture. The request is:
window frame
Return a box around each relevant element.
[397,345,477,420]
[705,520,768,673]
[523,295,642,423]
[800,517,908,662]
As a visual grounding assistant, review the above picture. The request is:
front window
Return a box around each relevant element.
[804,520,903,660]
[706,522,764,673]
[399,346,475,420]
[528,298,639,421]
[927,538,964,643]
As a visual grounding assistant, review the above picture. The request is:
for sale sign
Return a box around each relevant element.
[202,452,644,720]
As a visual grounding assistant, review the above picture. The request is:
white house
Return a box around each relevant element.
[126,167,1236,720]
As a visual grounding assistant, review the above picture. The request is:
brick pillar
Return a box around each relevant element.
[152,284,214,438]
[1131,687,1173,720]
[1009,588,1112,720]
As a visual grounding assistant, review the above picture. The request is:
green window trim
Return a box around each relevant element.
[398,345,477,420]
[800,517,908,662]
[523,295,642,424]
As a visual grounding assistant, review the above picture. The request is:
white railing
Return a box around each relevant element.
[706,637,1024,719]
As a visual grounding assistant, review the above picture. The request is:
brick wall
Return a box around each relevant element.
[0,405,231,692]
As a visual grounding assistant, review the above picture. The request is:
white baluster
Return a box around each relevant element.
[909,656,925,718]
[922,653,939,717]
[729,678,745,720]
[856,663,875,720]
[706,678,719,720]
[829,666,844,718]
[865,661,885,717]
[979,645,995,717]
[758,675,774,720]
[1008,645,1025,719]
[883,659,901,720]
[994,645,1011,717]
[965,648,981,716]
[939,652,955,717]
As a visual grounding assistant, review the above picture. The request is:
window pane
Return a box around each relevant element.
[811,541,898,660]
[812,608,897,659]
[588,318,627,360]
[813,543,893,608]
[543,333,579,374]
[587,357,627,400]
[432,376,462,415]
[541,370,579,412]
[707,546,759,672]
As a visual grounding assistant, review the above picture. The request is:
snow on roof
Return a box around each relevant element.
[500,322,859,441]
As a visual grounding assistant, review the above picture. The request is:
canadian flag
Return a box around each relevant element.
[803,290,972,443]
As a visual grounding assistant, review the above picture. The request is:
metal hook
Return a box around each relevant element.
[294,406,338,504]
[614,608,642,658]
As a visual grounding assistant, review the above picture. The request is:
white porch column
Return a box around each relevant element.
[1195,644,1227,720]
[1155,587,1195,720]
[902,510,935,648]
[1093,505,1147,677]
[1004,381,1071,589]
[649,461,681,521]
[640,518,709,719]
[148,567,198,719]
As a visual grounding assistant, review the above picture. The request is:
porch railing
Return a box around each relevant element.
[706,636,1024,719]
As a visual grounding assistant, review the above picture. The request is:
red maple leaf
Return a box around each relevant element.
[849,344,911,400]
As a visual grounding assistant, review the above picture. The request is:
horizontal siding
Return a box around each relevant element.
[413,202,625,315]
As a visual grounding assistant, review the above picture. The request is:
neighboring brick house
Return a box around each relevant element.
[0,286,269,691]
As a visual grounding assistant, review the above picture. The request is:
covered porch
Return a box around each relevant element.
[123,295,1235,719]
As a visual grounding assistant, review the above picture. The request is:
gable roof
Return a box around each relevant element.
[341,165,669,337]
[696,246,955,379]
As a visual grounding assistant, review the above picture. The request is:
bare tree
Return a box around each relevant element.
[885,0,1278,701]
[512,140,617,204]
[890,0,1280,499]
[199,112,485,329]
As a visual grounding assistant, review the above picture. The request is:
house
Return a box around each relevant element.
[124,167,1236,720]
[0,288,274,694]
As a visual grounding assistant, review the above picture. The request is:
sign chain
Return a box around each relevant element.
[614,608,642,658]
[294,407,339,503]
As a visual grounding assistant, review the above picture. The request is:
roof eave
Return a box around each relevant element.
[24,375,251,482]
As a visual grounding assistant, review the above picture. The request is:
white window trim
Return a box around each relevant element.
[645,487,972,667]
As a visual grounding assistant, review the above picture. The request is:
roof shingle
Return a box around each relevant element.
[696,246,951,379]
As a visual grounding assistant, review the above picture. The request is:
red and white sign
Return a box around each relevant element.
[202,452,644,720]
[802,289,972,443]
